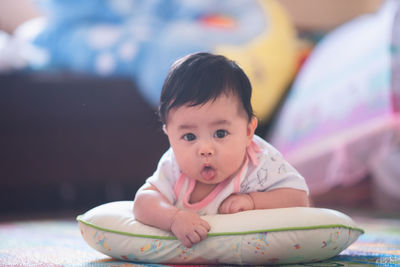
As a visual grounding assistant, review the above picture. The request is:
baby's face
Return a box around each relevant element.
[164,93,257,185]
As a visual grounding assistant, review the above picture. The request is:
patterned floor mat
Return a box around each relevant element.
[0,214,399,266]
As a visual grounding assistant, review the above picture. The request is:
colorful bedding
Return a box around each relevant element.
[268,0,400,195]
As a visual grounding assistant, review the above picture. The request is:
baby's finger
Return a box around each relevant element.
[195,226,209,240]
[186,231,201,244]
[179,235,193,248]
[218,200,231,214]
[230,201,244,213]
[200,220,211,231]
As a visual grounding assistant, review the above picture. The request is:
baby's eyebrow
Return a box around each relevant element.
[210,119,231,126]
[177,120,231,130]
[178,124,197,130]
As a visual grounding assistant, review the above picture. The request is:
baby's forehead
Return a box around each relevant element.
[166,93,247,123]
[189,91,241,107]
[178,92,241,109]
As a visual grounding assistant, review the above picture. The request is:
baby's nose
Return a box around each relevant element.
[198,144,214,157]
[200,151,213,157]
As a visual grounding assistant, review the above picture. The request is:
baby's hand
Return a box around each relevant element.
[170,210,210,248]
[218,193,255,214]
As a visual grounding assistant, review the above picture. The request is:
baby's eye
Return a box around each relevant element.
[183,133,196,141]
[214,129,228,139]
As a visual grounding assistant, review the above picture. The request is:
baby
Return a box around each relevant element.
[133,52,309,248]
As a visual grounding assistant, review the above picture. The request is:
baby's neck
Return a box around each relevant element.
[189,182,218,204]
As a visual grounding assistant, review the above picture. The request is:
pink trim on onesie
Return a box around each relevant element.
[173,173,185,199]
[173,140,261,211]
[233,156,248,193]
[233,141,261,192]
[247,140,261,165]
[182,177,231,210]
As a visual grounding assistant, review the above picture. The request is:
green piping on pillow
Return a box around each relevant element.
[76,215,364,240]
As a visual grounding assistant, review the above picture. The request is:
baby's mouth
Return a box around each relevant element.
[201,165,216,181]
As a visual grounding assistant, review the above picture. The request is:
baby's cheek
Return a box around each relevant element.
[175,154,195,174]
[223,150,246,170]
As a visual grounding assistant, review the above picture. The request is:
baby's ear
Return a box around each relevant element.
[162,124,168,135]
[247,116,258,142]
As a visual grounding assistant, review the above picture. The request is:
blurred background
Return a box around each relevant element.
[1,0,399,218]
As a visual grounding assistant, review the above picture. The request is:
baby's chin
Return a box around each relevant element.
[196,178,221,185]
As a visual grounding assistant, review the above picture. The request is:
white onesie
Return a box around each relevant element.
[146,135,309,215]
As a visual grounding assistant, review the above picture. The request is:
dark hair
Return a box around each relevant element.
[159,52,254,124]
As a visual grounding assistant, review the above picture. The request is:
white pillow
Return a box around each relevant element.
[77,201,363,265]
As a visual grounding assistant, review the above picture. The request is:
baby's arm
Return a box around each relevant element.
[133,183,210,248]
[218,188,309,214]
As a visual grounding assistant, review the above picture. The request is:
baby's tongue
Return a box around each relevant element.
[201,167,216,181]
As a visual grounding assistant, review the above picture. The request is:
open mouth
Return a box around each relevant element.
[201,165,216,181]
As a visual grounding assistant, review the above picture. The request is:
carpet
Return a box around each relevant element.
[1,213,399,266]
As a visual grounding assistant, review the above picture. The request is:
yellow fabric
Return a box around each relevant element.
[216,0,297,122]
